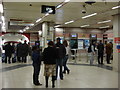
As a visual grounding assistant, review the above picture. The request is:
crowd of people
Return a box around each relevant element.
[2,40,31,63]
[32,38,70,88]
[1,38,113,88]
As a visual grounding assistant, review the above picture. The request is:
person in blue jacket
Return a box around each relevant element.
[32,46,42,86]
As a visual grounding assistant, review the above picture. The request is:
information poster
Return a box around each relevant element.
[78,39,83,49]
[84,39,90,48]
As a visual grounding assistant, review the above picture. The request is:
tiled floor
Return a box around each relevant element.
[0,55,118,88]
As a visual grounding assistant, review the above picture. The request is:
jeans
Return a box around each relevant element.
[33,64,40,84]
[56,58,63,79]
[63,55,69,72]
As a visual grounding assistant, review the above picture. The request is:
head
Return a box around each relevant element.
[56,37,61,43]
[99,40,102,43]
[63,40,68,47]
[8,42,11,45]
[48,41,54,47]
[24,40,27,44]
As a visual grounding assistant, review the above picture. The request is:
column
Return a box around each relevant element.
[113,14,120,72]
[42,22,48,49]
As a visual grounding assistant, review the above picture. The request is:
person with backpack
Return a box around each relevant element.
[88,43,95,65]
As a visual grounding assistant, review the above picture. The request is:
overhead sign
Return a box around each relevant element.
[41,5,55,14]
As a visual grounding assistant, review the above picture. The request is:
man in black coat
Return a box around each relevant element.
[4,42,13,64]
[21,40,29,63]
[97,40,104,65]
[55,38,66,80]
[16,42,22,62]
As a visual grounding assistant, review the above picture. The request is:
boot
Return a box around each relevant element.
[52,76,55,88]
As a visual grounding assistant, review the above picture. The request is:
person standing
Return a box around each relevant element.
[42,41,57,88]
[97,40,104,65]
[106,42,112,64]
[21,40,29,63]
[16,42,22,62]
[32,46,42,86]
[55,38,66,80]
[63,40,70,74]
[4,42,13,64]
[88,43,95,65]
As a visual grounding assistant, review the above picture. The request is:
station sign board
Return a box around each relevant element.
[41,5,55,14]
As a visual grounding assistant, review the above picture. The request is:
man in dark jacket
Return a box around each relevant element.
[16,42,22,62]
[21,40,29,63]
[4,42,13,64]
[97,40,104,65]
[42,41,57,88]
[55,38,66,80]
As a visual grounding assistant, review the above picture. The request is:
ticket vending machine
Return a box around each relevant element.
[90,34,97,44]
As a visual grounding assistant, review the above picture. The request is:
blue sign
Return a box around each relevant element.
[116,45,120,49]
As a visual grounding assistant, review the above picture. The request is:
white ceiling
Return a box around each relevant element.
[3,2,119,32]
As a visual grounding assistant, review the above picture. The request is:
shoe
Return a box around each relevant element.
[60,78,63,80]
[52,85,55,88]
[67,70,70,74]
[63,71,66,74]
[34,83,42,86]
[46,85,48,88]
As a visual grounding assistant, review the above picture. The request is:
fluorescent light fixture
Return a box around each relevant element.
[80,24,90,27]
[64,0,70,2]
[82,13,97,19]
[38,31,42,35]
[56,4,63,9]
[112,5,120,10]
[99,26,110,29]
[23,29,26,32]
[0,4,3,13]
[45,13,49,16]
[54,25,61,28]
[25,26,29,29]
[30,23,34,26]
[65,20,74,24]
[36,18,42,23]
[98,20,111,24]
[19,30,23,33]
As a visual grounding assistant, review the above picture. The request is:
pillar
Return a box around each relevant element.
[113,14,120,72]
[42,22,48,49]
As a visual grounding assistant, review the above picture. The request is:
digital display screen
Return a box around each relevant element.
[71,34,77,37]
[91,34,96,38]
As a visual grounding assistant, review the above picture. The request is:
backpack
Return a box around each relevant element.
[88,45,92,53]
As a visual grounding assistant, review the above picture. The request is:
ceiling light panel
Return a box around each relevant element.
[65,20,74,24]
[82,13,97,19]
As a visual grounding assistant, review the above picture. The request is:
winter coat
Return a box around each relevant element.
[42,46,57,64]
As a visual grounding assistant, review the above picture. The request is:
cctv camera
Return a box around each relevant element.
[82,10,86,14]
[29,3,32,6]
